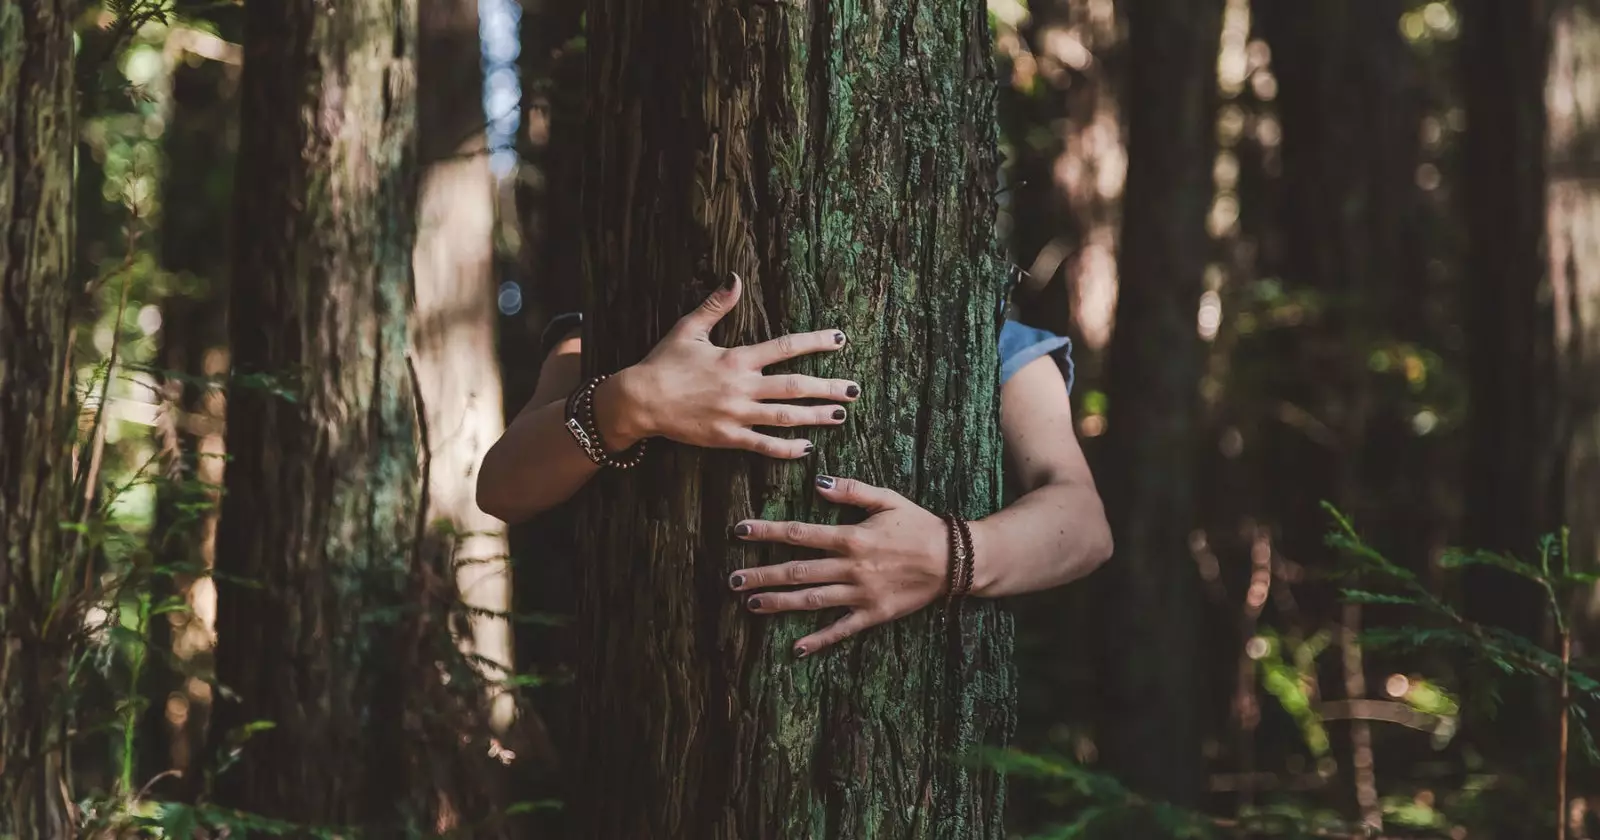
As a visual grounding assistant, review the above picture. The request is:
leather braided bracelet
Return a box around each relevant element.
[941,513,975,608]
[564,374,650,469]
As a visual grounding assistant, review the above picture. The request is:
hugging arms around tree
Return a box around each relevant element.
[476,276,1113,655]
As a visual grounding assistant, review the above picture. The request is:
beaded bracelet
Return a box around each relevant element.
[565,374,650,469]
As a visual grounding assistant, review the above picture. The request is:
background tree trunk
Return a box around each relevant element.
[571,0,1013,835]
[414,0,515,735]
[211,1,503,831]
[1095,0,1220,813]
[0,2,79,835]
[1254,1,1424,825]
[1550,0,1600,640]
[1456,2,1565,828]
[141,23,241,799]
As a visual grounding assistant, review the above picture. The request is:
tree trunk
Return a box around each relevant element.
[414,0,515,735]
[0,2,79,835]
[211,1,503,831]
[1254,1,1424,825]
[141,29,240,799]
[1460,0,1556,610]
[571,0,1012,835]
[1549,0,1600,638]
[1095,0,1220,811]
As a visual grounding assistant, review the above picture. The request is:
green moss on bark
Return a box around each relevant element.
[573,0,1012,836]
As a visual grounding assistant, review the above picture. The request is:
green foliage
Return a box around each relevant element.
[999,510,1580,839]
[1254,630,1332,756]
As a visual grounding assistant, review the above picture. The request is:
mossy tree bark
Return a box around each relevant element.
[0,1,79,835]
[1095,0,1220,813]
[572,0,1013,836]
[211,1,503,831]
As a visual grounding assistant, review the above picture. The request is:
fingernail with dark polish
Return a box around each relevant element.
[832,408,847,421]
[720,273,737,291]
[747,596,763,610]
[803,443,814,454]
[793,645,809,659]
[815,475,836,490]
[733,523,752,537]
[845,384,860,399]
[833,331,846,345]
[729,573,745,589]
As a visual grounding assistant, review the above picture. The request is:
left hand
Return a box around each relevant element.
[729,475,949,658]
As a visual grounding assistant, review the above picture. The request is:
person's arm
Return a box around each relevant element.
[474,326,607,522]
[727,353,1112,657]
[476,274,865,524]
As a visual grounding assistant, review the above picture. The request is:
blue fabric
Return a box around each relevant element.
[999,319,1074,395]
[540,311,1074,395]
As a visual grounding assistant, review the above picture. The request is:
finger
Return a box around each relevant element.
[732,519,849,552]
[754,374,862,403]
[794,610,878,658]
[744,585,858,614]
[741,329,847,368]
[728,559,854,592]
[813,474,902,513]
[672,272,742,340]
[723,429,813,460]
[746,403,848,429]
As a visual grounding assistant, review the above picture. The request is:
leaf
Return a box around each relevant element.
[1340,589,1422,607]
[504,799,563,815]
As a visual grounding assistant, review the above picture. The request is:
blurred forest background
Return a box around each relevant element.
[4,0,1600,837]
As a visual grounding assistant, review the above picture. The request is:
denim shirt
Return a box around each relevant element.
[541,312,1074,396]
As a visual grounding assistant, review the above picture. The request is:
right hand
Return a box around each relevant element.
[596,273,859,459]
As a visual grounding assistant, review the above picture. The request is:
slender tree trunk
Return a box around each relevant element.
[1549,0,1600,635]
[572,0,1012,835]
[414,0,515,735]
[1096,0,1220,812]
[1255,1,1424,826]
[1457,3,1564,826]
[0,2,79,835]
[141,30,240,799]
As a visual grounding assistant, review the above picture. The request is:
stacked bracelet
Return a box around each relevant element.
[941,513,976,606]
[565,374,650,469]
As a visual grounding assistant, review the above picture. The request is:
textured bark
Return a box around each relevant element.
[414,0,515,734]
[572,0,1012,836]
[0,1,79,836]
[1095,0,1219,810]
[142,35,239,799]
[207,0,468,829]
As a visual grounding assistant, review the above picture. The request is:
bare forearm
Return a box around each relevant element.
[475,375,646,522]
[967,481,1112,598]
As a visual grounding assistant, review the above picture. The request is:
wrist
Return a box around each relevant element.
[965,518,998,597]
[592,367,653,449]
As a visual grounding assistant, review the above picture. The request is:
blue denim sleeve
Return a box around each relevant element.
[999,319,1075,395]
[539,311,583,360]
